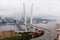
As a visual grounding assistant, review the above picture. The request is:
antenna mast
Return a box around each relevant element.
[30,3,33,32]
[23,3,27,31]
[30,4,33,25]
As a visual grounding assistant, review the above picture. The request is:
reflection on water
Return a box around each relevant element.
[0,25,20,31]
[33,21,56,29]
[0,19,59,32]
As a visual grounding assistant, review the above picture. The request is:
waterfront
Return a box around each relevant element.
[0,21,57,40]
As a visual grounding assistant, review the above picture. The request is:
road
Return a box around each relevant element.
[31,30,50,40]
[29,24,57,40]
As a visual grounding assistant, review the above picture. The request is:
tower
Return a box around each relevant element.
[23,3,27,31]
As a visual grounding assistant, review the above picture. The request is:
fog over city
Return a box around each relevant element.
[0,0,60,40]
[0,0,60,19]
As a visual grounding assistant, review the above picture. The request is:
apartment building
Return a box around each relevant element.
[54,22,60,40]
[0,30,16,38]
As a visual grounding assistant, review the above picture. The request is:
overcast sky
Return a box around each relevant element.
[0,0,60,18]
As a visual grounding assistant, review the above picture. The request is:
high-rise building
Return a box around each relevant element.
[54,22,60,40]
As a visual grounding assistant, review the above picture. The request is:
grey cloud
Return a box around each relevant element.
[0,0,60,18]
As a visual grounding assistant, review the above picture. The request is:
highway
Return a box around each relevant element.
[30,25,57,40]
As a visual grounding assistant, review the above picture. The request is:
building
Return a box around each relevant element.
[54,22,60,40]
[0,32,3,38]
[0,30,16,38]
